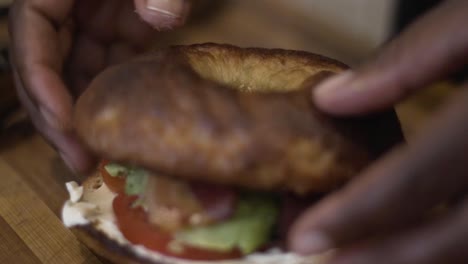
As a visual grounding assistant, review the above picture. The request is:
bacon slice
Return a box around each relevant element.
[144,174,237,231]
[190,182,237,221]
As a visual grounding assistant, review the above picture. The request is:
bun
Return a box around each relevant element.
[74,43,403,194]
[66,173,333,264]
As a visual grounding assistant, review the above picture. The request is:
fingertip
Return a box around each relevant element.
[312,71,356,114]
[58,136,96,174]
[134,0,189,30]
[288,206,335,255]
[288,229,333,255]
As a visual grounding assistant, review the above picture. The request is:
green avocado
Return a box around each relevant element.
[104,163,148,196]
[175,193,278,254]
[124,168,148,195]
[104,162,128,177]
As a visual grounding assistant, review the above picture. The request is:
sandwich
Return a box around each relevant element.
[62,43,403,264]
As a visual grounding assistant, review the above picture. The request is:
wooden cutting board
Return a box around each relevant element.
[0,132,104,263]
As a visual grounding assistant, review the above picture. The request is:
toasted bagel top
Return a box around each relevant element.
[74,43,403,194]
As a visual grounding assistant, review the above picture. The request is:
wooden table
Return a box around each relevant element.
[0,132,103,263]
[0,1,454,263]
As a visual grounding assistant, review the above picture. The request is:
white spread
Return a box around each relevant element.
[66,182,83,203]
[62,180,333,264]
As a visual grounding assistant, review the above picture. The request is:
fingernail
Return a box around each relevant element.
[59,152,78,174]
[146,0,184,17]
[313,71,355,102]
[292,231,333,255]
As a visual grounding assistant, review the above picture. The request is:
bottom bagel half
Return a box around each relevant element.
[62,172,333,264]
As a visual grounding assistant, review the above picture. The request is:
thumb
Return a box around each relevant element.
[312,0,468,116]
[133,0,191,29]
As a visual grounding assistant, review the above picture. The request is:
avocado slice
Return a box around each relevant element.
[175,193,278,254]
[124,168,148,196]
[104,163,148,196]
[104,162,128,177]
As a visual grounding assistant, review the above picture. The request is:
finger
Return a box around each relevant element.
[11,64,95,173]
[74,0,122,43]
[107,42,140,65]
[331,199,468,264]
[289,83,468,254]
[117,0,154,50]
[65,33,107,96]
[312,0,468,115]
[133,0,191,29]
[9,0,75,129]
[70,0,155,92]
[66,40,138,95]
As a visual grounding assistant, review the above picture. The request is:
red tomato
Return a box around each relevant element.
[113,194,242,260]
[99,161,126,194]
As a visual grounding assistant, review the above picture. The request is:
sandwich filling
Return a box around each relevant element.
[99,161,279,260]
[62,161,335,263]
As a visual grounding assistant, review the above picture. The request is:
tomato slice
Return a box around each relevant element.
[113,194,242,260]
[99,161,126,194]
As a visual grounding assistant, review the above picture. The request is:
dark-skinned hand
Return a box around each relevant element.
[289,1,468,263]
[8,0,191,173]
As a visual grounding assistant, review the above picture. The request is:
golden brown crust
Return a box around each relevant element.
[75,43,403,194]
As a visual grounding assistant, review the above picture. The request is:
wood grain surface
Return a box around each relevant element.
[0,1,455,263]
[0,135,103,264]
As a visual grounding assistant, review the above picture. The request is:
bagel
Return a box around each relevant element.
[64,43,403,264]
[74,43,402,194]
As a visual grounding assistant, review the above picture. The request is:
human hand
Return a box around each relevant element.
[289,0,468,263]
[8,0,191,173]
